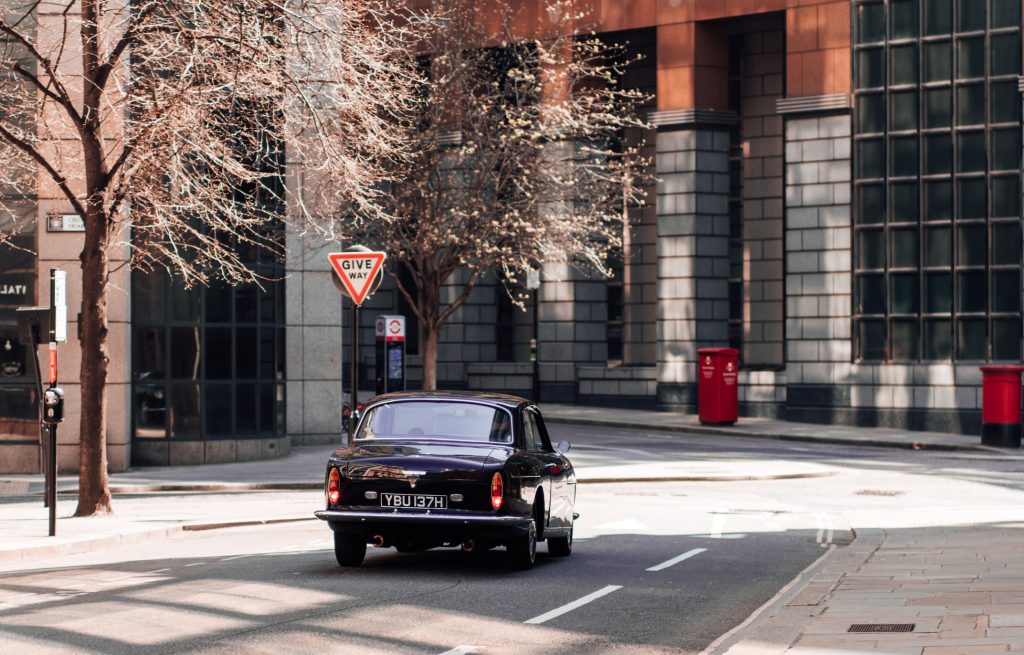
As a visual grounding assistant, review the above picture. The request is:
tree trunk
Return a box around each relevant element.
[422,327,438,391]
[74,210,112,516]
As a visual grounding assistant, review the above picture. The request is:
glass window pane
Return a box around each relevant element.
[957,318,987,360]
[958,130,986,172]
[925,87,952,128]
[926,226,952,266]
[993,270,1021,312]
[992,33,1022,76]
[170,281,198,323]
[205,284,232,323]
[858,229,886,269]
[133,271,167,325]
[236,327,258,379]
[236,383,257,435]
[858,93,886,133]
[926,272,953,312]
[925,320,953,359]
[958,0,986,31]
[891,320,920,360]
[891,90,919,130]
[858,48,885,88]
[206,327,232,379]
[992,176,1020,217]
[857,3,886,43]
[925,180,953,220]
[236,283,259,322]
[991,81,1019,123]
[958,271,987,311]
[993,0,1022,28]
[892,273,920,313]
[891,0,919,38]
[925,133,953,173]
[134,385,166,439]
[205,385,232,436]
[993,129,1021,170]
[957,37,985,78]
[993,222,1022,265]
[892,45,918,85]
[891,182,919,221]
[859,275,887,314]
[958,84,985,125]
[858,139,885,178]
[926,0,953,35]
[857,184,886,223]
[959,178,987,218]
[892,228,919,268]
[993,319,1022,360]
[925,41,952,81]
[891,136,919,176]
[169,327,200,380]
[134,327,165,379]
[169,384,201,439]
[858,320,887,360]
[260,384,276,436]
[959,224,988,266]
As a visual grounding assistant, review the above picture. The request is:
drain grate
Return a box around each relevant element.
[848,624,915,633]
[855,489,905,497]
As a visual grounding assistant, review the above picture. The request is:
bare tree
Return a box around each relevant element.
[0,0,417,515]
[368,0,651,391]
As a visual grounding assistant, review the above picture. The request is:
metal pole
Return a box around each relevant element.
[350,303,359,435]
[48,422,56,536]
[532,290,540,402]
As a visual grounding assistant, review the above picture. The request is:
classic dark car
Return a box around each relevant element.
[315,391,576,569]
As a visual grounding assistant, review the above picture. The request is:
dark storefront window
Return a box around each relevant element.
[0,204,38,442]
[853,0,1023,361]
[131,267,286,443]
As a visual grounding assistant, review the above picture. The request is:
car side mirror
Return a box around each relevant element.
[557,440,571,454]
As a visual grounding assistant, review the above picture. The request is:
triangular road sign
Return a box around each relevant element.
[328,251,386,305]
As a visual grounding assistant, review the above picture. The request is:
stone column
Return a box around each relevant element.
[651,112,735,411]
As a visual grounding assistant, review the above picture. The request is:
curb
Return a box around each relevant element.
[544,415,998,453]
[0,515,314,568]
[703,527,886,655]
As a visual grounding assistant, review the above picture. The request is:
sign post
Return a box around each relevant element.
[15,268,66,537]
[328,248,385,435]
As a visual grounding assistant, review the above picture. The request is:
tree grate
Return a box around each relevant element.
[848,624,915,633]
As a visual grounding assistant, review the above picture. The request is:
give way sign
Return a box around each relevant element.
[328,251,386,305]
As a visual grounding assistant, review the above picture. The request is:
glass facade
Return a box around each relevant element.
[853,0,1023,361]
[0,205,37,442]
[131,263,286,448]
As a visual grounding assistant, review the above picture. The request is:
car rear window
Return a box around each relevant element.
[356,401,512,443]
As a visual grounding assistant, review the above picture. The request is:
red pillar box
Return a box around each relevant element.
[698,348,740,425]
[980,365,1024,448]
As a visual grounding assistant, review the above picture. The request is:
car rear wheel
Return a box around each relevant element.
[334,532,367,566]
[507,520,537,570]
[548,525,573,557]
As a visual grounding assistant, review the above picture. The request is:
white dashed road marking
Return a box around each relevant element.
[523,585,623,625]
[646,548,707,572]
[438,646,486,655]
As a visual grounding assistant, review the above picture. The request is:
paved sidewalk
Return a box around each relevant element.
[715,524,1024,655]
[542,404,1003,452]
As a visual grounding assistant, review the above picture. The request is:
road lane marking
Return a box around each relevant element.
[710,515,727,538]
[220,554,251,562]
[523,585,622,625]
[439,646,485,655]
[146,569,170,574]
[185,562,205,567]
[646,548,707,572]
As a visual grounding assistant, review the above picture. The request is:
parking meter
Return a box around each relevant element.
[42,387,65,424]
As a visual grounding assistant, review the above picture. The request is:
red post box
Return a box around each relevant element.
[698,348,740,425]
[980,365,1024,448]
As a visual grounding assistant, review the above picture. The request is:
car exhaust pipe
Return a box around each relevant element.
[460,538,476,553]
[371,535,387,548]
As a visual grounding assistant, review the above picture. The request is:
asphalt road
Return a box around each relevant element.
[3,422,1024,654]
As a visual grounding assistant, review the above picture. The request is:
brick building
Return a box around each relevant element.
[1,0,1021,472]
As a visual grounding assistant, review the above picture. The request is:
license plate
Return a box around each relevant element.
[381,493,447,509]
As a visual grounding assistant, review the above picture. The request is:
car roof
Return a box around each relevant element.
[367,390,530,410]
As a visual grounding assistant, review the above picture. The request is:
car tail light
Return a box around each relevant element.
[327,467,341,505]
[490,472,504,511]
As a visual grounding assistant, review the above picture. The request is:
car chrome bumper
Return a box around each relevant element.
[314,509,533,537]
